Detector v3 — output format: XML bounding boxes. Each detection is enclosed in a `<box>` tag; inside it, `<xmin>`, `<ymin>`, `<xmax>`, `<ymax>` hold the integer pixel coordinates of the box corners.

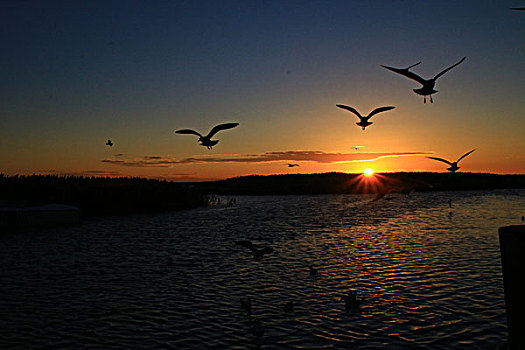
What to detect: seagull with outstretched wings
<box><xmin>381</xmin><ymin>57</ymin><xmax>466</xmax><ymax>103</ymax></box>
<box><xmin>336</xmin><ymin>105</ymin><xmax>396</xmax><ymax>130</ymax></box>
<box><xmin>427</xmin><ymin>149</ymin><xmax>475</xmax><ymax>173</ymax></box>
<box><xmin>175</xmin><ymin>122</ymin><xmax>239</xmax><ymax>149</ymax></box>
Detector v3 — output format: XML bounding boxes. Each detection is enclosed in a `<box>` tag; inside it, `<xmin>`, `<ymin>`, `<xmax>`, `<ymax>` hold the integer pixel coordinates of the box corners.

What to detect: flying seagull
<box><xmin>381</xmin><ymin>57</ymin><xmax>466</xmax><ymax>103</ymax></box>
<box><xmin>288</xmin><ymin>163</ymin><xmax>299</xmax><ymax>167</ymax></box>
<box><xmin>336</xmin><ymin>105</ymin><xmax>396</xmax><ymax>130</ymax></box>
<box><xmin>235</xmin><ymin>240</ymin><xmax>274</xmax><ymax>260</ymax></box>
<box><xmin>175</xmin><ymin>122</ymin><xmax>239</xmax><ymax>150</ymax></box>
<box><xmin>427</xmin><ymin>149</ymin><xmax>475</xmax><ymax>173</ymax></box>
<box><xmin>106</xmin><ymin>140</ymin><xmax>113</xmax><ymax>147</ymax></box>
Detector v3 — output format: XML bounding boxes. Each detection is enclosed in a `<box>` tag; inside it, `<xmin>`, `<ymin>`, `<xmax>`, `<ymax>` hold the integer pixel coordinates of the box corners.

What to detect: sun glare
<box><xmin>363</xmin><ymin>168</ymin><xmax>375</xmax><ymax>176</ymax></box>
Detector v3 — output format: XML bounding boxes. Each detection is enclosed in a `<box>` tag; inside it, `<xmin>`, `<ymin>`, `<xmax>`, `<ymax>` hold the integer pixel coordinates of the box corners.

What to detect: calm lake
<box><xmin>1</xmin><ymin>189</ymin><xmax>524</xmax><ymax>349</ymax></box>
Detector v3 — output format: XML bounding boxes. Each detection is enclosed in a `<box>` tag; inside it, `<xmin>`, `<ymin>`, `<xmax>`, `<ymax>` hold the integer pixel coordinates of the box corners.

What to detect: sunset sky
<box><xmin>1</xmin><ymin>1</ymin><xmax>524</xmax><ymax>181</ymax></box>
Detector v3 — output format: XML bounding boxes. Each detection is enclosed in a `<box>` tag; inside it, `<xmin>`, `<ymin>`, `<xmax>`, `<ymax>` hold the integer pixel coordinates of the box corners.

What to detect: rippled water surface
<box><xmin>1</xmin><ymin>189</ymin><xmax>524</xmax><ymax>349</ymax></box>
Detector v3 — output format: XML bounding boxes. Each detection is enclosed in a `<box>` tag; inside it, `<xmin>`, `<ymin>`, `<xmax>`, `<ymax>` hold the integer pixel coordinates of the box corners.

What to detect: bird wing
<box><xmin>175</xmin><ymin>129</ymin><xmax>202</xmax><ymax>137</ymax></box>
<box><xmin>457</xmin><ymin>149</ymin><xmax>475</xmax><ymax>163</ymax></box>
<box><xmin>235</xmin><ymin>240</ymin><xmax>256</xmax><ymax>252</ymax></box>
<box><xmin>427</xmin><ymin>157</ymin><xmax>453</xmax><ymax>166</ymax></box>
<box><xmin>336</xmin><ymin>104</ymin><xmax>362</xmax><ymax>119</ymax></box>
<box><xmin>381</xmin><ymin>63</ymin><xmax>426</xmax><ymax>85</ymax></box>
<box><xmin>206</xmin><ymin>123</ymin><xmax>239</xmax><ymax>138</ymax></box>
<box><xmin>433</xmin><ymin>57</ymin><xmax>466</xmax><ymax>80</ymax></box>
<box><xmin>367</xmin><ymin>106</ymin><xmax>396</xmax><ymax>119</ymax></box>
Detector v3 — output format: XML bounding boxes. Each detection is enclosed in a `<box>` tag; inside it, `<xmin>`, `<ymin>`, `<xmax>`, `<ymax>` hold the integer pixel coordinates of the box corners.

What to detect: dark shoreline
<box><xmin>1</xmin><ymin>172</ymin><xmax>524</xmax><ymax>217</ymax></box>
<box><xmin>195</xmin><ymin>172</ymin><xmax>525</xmax><ymax>196</ymax></box>
<box><xmin>0</xmin><ymin>174</ymin><xmax>210</xmax><ymax>218</ymax></box>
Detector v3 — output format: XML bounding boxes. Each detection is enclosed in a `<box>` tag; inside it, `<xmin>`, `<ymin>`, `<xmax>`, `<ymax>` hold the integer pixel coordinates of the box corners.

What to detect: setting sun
<box><xmin>363</xmin><ymin>168</ymin><xmax>375</xmax><ymax>176</ymax></box>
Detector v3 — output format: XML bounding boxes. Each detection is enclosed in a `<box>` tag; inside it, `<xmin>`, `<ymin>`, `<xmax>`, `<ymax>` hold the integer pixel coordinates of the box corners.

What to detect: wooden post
<box><xmin>499</xmin><ymin>225</ymin><xmax>525</xmax><ymax>349</ymax></box>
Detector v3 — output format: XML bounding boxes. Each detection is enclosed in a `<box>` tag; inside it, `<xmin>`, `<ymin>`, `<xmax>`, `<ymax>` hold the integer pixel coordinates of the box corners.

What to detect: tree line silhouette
<box><xmin>0</xmin><ymin>174</ymin><xmax>209</xmax><ymax>217</ymax></box>
<box><xmin>196</xmin><ymin>172</ymin><xmax>525</xmax><ymax>195</ymax></box>
<box><xmin>1</xmin><ymin>173</ymin><xmax>524</xmax><ymax>216</ymax></box>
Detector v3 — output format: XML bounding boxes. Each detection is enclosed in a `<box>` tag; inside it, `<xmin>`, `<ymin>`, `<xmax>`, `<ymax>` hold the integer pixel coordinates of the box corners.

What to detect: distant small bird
<box><xmin>309</xmin><ymin>265</ymin><xmax>318</xmax><ymax>277</ymax></box>
<box><xmin>175</xmin><ymin>122</ymin><xmax>239</xmax><ymax>150</ymax></box>
<box><xmin>284</xmin><ymin>300</ymin><xmax>294</xmax><ymax>314</ymax></box>
<box><xmin>106</xmin><ymin>139</ymin><xmax>113</xmax><ymax>147</ymax></box>
<box><xmin>354</xmin><ymin>146</ymin><xmax>363</xmax><ymax>151</ymax></box>
<box><xmin>381</xmin><ymin>57</ymin><xmax>466</xmax><ymax>103</ymax></box>
<box><xmin>336</xmin><ymin>105</ymin><xmax>396</xmax><ymax>130</ymax></box>
<box><xmin>240</xmin><ymin>296</ymin><xmax>252</xmax><ymax>315</ymax></box>
<box><xmin>235</xmin><ymin>240</ymin><xmax>274</xmax><ymax>260</ymax></box>
<box><xmin>510</xmin><ymin>7</ymin><xmax>525</xmax><ymax>11</ymax></box>
<box><xmin>448</xmin><ymin>199</ymin><xmax>452</xmax><ymax>208</ymax></box>
<box><xmin>341</xmin><ymin>290</ymin><xmax>364</xmax><ymax>311</ymax></box>
<box><xmin>427</xmin><ymin>149</ymin><xmax>475</xmax><ymax>173</ymax></box>
<box><xmin>288</xmin><ymin>163</ymin><xmax>299</xmax><ymax>168</ymax></box>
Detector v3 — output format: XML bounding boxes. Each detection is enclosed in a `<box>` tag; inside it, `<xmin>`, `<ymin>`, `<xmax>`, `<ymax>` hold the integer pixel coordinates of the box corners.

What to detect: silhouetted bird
<box><xmin>309</xmin><ymin>265</ymin><xmax>318</xmax><ymax>277</ymax></box>
<box><xmin>336</xmin><ymin>105</ymin><xmax>396</xmax><ymax>130</ymax></box>
<box><xmin>240</xmin><ymin>296</ymin><xmax>252</xmax><ymax>315</ymax></box>
<box><xmin>106</xmin><ymin>140</ymin><xmax>113</xmax><ymax>147</ymax></box>
<box><xmin>354</xmin><ymin>146</ymin><xmax>363</xmax><ymax>151</ymax></box>
<box><xmin>341</xmin><ymin>290</ymin><xmax>364</xmax><ymax>311</ymax></box>
<box><xmin>284</xmin><ymin>300</ymin><xmax>294</xmax><ymax>314</ymax></box>
<box><xmin>510</xmin><ymin>7</ymin><xmax>525</xmax><ymax>11</ymax></box>
<box><xmin>235</xmin><ymin>240</ymin><xmax>274</xmax><ymax>260</ymax></box>
<box><xmin>381</xmin><ymin>57</ymin><xmax>466</xmax><ymax>103</ymax></box>
<box><xmin>288</xmin><ymin>163</ymin><xmax>299</xmax><ymax>167</ymax></box>
<box><xmin>175</xmin><ymin>122</ymin><xmax>239</xmax><ymax>150</ymax></box>
<box><xmin>427</xmin><ymin>149</ymin><xmax>475</xmax><ymax>173</ymax></box>
<box><xmin>448</xmin><ymin>199</ymin><xmax>452</xmax><ymax>208</ymax></box>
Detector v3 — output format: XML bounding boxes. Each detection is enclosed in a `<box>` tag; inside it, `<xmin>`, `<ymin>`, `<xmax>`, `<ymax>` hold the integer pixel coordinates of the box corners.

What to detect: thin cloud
<box><xmin>102</xmin><ymin>150</ymin><xmax>432</xmax><ymax>168</ymax></box>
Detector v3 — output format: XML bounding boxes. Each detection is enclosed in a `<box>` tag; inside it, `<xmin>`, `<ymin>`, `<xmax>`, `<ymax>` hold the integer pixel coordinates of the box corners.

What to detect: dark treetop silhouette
<box><xmin>336</xmin><ymin>105</ymin><xmax>396</xmax><ymax>130</ymax></box>
<box><xmin>175</xmin><ymin>122</ymin><xmax>239</xmax><ymax>150</ymax></box>
<box><xmin>427</xmin><ymin>149</ymin><xmax>476</xmax><ymax>173</ymax></box>
<box><xmin>381</xmin><ymin>57</ymin><xmax>466</xmax><ymax>103</ymax></box>
<box><xmin>106</xmin><ymin>139</ymin><xmax>113</xmax><ymax>147</ymax></box>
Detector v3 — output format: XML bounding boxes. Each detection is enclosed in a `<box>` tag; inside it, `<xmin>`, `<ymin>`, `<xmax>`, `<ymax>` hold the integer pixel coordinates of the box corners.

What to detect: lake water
<box><xmin>1</xmin><ymin>189</ymin><xmax>524</xmax><ymax>349</ymax></box>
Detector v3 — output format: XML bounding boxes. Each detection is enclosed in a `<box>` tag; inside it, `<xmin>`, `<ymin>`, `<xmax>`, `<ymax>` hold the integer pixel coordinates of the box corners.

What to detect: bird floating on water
<box><xmin>427</xmin><ymin>149</ymin><xmax>475</xmax><ymax>173</ymax></box>
<box><xmin>341</xmin><ymin>290</ymin><xmax>364</xmax><ymax>311</ymax></box>
<box><xmin>309</xmin><ymin>265</ymin><xmax>318</xmax><ymax>278</ymax></box>
<box><xmin>250</xmin><ymin>318</ymin><xmax>265</xmax><ymax>338</ymax></box>
<box><xmin>381</xmin><ymin>57</ymin><xmax>466</xmax><ymax>103</ymax></box>
<box><xmin>106</xmin><ymin>139</ymin><xmax>113</xmax><ymax>147</ymax></box>
<box><xmin>288</xmin><ymin>163</ymin><xmax>299</xmax><ymax>168</ymax></box>
<box><xmin>336</xmin><ymin>105</ymin><xmax>396</xmax><ymax>130</ymax></box>
<box><xmin>235</xmin><ymin>240</ymin><xmax>274</xmax><ymax>260</ymax></box>
<box><xmin>284</xmin><ymin>300</ymin><xmax>294</xmax><ymax>314</ymax></box>
<box><xmin>175</xmin><ymin>122</ymin><xmax>239</xmax><ymax>150</ymax></box>
<box><xmin>240</xmin><ymin>296</ymin><xmax>252</xmax><ymax>315</ymax></box>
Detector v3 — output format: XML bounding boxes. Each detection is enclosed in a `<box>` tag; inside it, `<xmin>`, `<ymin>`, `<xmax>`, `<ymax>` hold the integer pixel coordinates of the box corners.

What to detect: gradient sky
<box><xmin>1</xmin><ymin>0</ymin><xmax>524</xmax><ymax>181</ymax></box>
